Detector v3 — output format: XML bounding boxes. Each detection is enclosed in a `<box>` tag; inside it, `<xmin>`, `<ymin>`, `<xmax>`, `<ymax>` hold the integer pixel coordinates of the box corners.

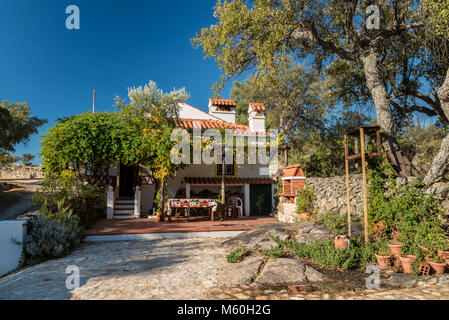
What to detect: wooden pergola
<box><xmin>344</xmin><ymin>126</ymin><xmax>382</xmax><ymax>242</ymax></box>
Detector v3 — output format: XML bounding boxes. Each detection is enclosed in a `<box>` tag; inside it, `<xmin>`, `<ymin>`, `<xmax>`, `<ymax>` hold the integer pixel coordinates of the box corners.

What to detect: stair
<box><xmin>114</xmin><ymin>198</ymin><xmax>136</xmax><ymax>219</ymax></box>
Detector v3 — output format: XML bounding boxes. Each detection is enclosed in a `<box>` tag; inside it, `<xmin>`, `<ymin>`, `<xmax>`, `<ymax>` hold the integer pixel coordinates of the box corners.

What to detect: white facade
<box><xmin>0</xmin><ymin>221</ymin><xmax>27</xmax><ymax>277</ymax></box>
<box><xmin>109</xmin><ymin>100</ymin><xmax>275</xmax><ymax>218</ymax></box>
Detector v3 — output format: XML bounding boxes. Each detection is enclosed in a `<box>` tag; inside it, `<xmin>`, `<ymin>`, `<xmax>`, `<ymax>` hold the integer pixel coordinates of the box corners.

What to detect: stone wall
<box><xmin>277</xmin><ymin>174</ymin><xmax>364</xmax><ymax>222</ymax></box>
<box><xmin>307</xmin><ymin>174</ymin><xmax>363</xmax><ymax>217</ymax></box>
<box><xmin>0</xmin><ymin>164</ymin><xmax>44</xmax><ymax>179</ymax></box>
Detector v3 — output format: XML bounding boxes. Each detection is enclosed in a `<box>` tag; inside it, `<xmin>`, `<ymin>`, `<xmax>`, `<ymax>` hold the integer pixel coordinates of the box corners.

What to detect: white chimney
<box><xmin>208</xmin><ymin>99</ymin><xmax>236</xmax><ymax>123</ymax></box>
<box><xmin>248</xmin><ymin>103</ymin><xmax>266</xmax><ymax>132</ymax></box>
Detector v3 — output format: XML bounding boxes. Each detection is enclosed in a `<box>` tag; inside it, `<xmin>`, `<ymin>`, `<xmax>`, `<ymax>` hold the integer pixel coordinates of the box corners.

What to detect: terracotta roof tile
<box><xmin>282</xmin><ymin>164</ymin><xmax>305</xmax><ymax>178</ymax></box>
<box><xmin>174</xmin><ymin>118</ymin><xmax>267</xmax><ymax>135</ymax></box>
<box><xmin>250</xmin><ymin>102</ymin><xmax>266</xmax><ymax>112</ymax></box>
<box><xmin>209</xmin><ymin>99</ymin><xmax>236</xmax><ymax>106</ymax></box>
<box><xmin>185</xmin><ymin>177</ymin><xmax>276</xmax><ymax>185</ymax></box>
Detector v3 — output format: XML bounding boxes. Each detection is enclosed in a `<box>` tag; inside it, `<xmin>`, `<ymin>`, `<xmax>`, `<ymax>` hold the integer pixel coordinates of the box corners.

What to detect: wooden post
<box><xmin>344</xmin><ymin>134</ymin><xmax>351</xmax><ymax>237</ymax></box>
<box><xmin>360</xmin><ymin>128</ymin><xmax>369</xmax><ymax>243</ymax></box>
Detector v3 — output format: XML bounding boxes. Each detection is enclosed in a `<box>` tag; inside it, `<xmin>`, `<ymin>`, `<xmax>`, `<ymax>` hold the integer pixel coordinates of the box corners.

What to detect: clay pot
<box><xmin>299</xmin><ymin>212</ymin><xmax>311</xmax><ymax>219</ymax></box>
<box><xmin>388</xmin><ymin>242</ymin><xmax>404</xmax><ymax>256</ymax></box>
<box><xmin>437</xmin><ymin>250</ymin><xmax>449</xmax><ymax>258</ymax></box>
<box><xmin>156</xmin><ymin>212</ymin><xmax>161</xmax><ymax>221</ymax></box>
<box><xmin>428</xmin><ymin>261</ymin><xmax>447</xmax><ymax>275</ymax></box>
<box><xmin>375</xmin><ymin>254</ymin><xmax>392</xmax><ymax>270</ymax></box>
<box><xmin>399</xmin><ymin>255</ymin><xmax>417</xmax><ymax>274</ymax></box>
<box><xmin>334</xmin><ymin>235</ymin><xmax>350</xmax><ymax>250</ymax></box>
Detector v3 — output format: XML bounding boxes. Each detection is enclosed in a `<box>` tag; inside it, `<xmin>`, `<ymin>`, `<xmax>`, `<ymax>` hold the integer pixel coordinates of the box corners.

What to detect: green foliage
<box><xmin>21</xmin><ymin>153</ymin><xmax>34</xmax><ymax>166</ymax></box>
<box><xmin>226</xmin><ymin>248</ymin><xmax>252</xmax><ymax>263</ymax></box>
<box><xmin>0</xmin><ymin>100</ymin><xmax>47</xmax><ymax>155</ymax></box>
<box><xmin>423</xmin><ymin>0</ymin><xmax>449</xmax><ymax>36</ymax></box>
<box><xmin>33</xmin><ymin>170</ymin><xmax>105</xmax><ymax>225</ymax></box>
<box><xmin>262</xmin><ymin>246</ymin><xmax>284</xmax><ymax>259</ymax></box>
<box><xmin>24</xmin><ymin>201</ymin><xmax>84</xmax><ymax>258</ymax></box>
<box><xmin>318</xmin><ymin>211</ymin><xmax>348</xmax><ymax>235</ymax></box>
<box><xmin>0</xmin><ymin>151</ymin><xmax>20</xmax><ymax>166</ymax></box>
<box><xmin>273</xmin><ymin>236</ymin><xmax>387</xmax><ymax>270</ymax></box>
<box><xmin>295</xmin><ymin>183</ymin><xmax>316</xmax><ymax>214</ymax></box>
<box><xmin>367</xmin><ymin>154</ymin><xmax>449</xmax><ymax>251</ymax></box>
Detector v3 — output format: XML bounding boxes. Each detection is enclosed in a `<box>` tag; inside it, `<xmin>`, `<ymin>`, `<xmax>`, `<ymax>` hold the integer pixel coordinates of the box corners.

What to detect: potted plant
<box><xmin>375</xmin><ymin>249</ymin><xmax>392</xmax><ymax>270</ymax></box>
<box><xmin>427</xmin><ymin>252</ymin><xmax>447</xmax><ymax>275</ymax></box>
<box><xmin>388</xmin><ymin>240</ymin><xmax>404</xmax><ymax>256</ymax></box>
<box><xmin>399</xmin><ymin>245</ymin><xmax>421</xmax><ymax>274</ymax></box>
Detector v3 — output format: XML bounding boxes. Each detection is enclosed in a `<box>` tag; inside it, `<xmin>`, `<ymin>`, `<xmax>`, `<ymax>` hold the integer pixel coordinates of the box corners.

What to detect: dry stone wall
<box><xmin>277</xmin><ymin>174</ymin><xmax>363</xmax><ymax>223</ymax></box>
<box><xmin>0</xmin><ymin>165</ymin><xmax>43</xmax><ymax>179</ymax></box>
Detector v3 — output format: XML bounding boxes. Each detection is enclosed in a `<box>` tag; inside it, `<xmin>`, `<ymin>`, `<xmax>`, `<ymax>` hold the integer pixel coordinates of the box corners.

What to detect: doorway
<box><xmin>250</xmin><ymin>184</ymin><xmax>272</xmax><ymax>216</ymax></box>
<box><xmin>119</xmin><ymin>165</ymin><xmax>138</xmax><ymax>198</ymax></box>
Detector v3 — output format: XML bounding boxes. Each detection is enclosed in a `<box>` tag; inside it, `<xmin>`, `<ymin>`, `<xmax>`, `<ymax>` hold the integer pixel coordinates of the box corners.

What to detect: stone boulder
<box><xmin>216</xmin><ymin>256</ymin><xmax>265</xmax><ymax>285</ymax></box>
<box><xmin>254</xmin><ymin>258</ymin><xmax>327</xmax><ymax>286</ymax></box>
<box><xmin>220</xmin><ymin>223</ymin><xmax>292</xmax><ymax>251</ymax></box>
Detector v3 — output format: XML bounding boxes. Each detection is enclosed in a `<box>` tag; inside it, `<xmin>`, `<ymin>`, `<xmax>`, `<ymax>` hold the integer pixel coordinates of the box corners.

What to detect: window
<box><xmin>216</xmin><ymin>164</ymin><xmax>235</xmax><ymax>176</ymax></box>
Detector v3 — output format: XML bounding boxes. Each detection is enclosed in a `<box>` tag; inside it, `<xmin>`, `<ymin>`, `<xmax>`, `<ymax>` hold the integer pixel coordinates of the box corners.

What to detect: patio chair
<box><xmin>228</xmin><ymin>197</ymin><xmax>243</xmax><ymax>217</ymax></box>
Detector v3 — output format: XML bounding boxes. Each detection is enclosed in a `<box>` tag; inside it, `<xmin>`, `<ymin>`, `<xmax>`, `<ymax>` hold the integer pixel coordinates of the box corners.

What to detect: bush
<box><xmin>295</xmin><ymin>183</ymin><xmax>317</xmax><ymax>214</ymax></box>
<box><xmin>272</xmin><ymin>236</ymin><xmax>387</xmax><ymax>270</ymax></box>
<box><xmin>24</xmin><ymin>201</ymin><xmax>84</xmax><ymax>259</ymax></box>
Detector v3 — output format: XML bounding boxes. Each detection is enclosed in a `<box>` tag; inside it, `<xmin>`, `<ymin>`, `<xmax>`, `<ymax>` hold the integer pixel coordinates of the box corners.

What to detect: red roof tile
<box><xmin>209</xmin><ymin>99</ymin><xmax>236</xmax><ymax>106</ymax></box>
<box><xmin>250</xmin><ymin>102</ymin><xmax>266</xmax><ymax>112</ymax></box>
<box><xmin>282</xmin><ymin>164</ymin><xmax>305</xmax><ymax>178</ymax></box>
<box><xmin>174</xmin><ymin>118</ymin><xmax>267</xmax><ymax>134</ymax></box>
<box><xmin>185</xmin><ymin>177</ymin><xmax>276</xmax><ymax>185</ymax></box>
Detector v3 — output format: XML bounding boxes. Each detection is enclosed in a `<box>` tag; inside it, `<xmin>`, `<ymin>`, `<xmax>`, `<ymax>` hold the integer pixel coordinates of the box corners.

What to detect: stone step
<box><xmin>113</xmin><ymin>215</ymin><xmax>137</xmax><ymax>220</ymax></box>
<box><xmin>115</xmin><ymin>199</ymin><xmax>134</xmax><ymax>205</ymax></box>
<box><xmin>114</xmin><ymin>209</ymin><xmax>134</xmax><ymax>214</ymax></box>
<box><xmin>114</xmin><ymin>204</ymin><xmax>134</xmax><ymax>209</ymax></box>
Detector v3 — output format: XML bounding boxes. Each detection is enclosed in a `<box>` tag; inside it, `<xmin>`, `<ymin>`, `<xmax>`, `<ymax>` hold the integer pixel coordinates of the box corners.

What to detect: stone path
<box><xmin>0</xmin><ymin>238</ymin><xmax>228</xmax><ymax>300</ymax></box>
<box><xmin>0</xmin><ymin>178</ymin><xmax>42</xmax><ymax>220</ymax></box>
<box><xmin>206</xmin><ymin>278</ymin><xmax>449</xmax><ymax>300</ymax></box>
<box><xmin>1</xmin><ymin>238</ymin><xmax>449</xmax><ymax>300</ymax></box>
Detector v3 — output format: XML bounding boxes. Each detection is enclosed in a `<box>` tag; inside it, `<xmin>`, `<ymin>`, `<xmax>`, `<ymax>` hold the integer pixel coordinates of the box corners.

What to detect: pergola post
<box><xmin>344</xmin><ymin>134</ymin><xmax>351</xmax><ymax>237</ymax></box>
<box><xmin>360</xmin><ymin>127</ymin><xmax>369</xmax><ymax>243</ymax></box>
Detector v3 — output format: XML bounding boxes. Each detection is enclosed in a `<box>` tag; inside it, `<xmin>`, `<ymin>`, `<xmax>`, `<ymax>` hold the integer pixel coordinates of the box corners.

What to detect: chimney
<box><xmin>208</xmin><ymin>99</ymin><xmax>236</xmax><ymax>123</ymax></box>
<box><xmin>248</xmin><ymin>102</ymin><xmax>266</xmax><ymax>132</ymax></box>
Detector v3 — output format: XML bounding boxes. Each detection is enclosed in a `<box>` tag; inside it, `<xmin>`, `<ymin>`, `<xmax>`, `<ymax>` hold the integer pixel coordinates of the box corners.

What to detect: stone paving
<box><xmin>0</xmin><ymin>238</ymin><xmax>449</xmax><ymax>300</ymax></box>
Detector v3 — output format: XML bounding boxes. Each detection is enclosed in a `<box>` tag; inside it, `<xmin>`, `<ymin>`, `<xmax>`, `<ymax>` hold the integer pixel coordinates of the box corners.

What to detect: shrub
<box><xmin>262</xmin><ymin>246</ymin><xmax>284</xmax><ymax>259</ymax></box>
<box><xmin>24</xmin><ymin>201</ymin><xmax>84</xmax><ymax>259</ymax></box>
<box><xmin>272</xmin><ymin>236</ymin><xmax>387</xmax><ymax>270</ymax></box>
<box><xmin>318</xmin><ymin>211</ymin><xmax>348</xmax><ymax>234</ymax></box>
<box><xmin>295</xmin><ymin>183</ymin><xmax>317</xmax><ymax>214</ymax></box>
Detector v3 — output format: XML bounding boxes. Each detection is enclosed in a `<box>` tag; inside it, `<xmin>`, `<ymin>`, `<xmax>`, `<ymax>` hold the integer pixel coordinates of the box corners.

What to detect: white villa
<box><xmin>106</xmin><ymin>99</ymin><xmax>278</xmax><ymax>219</ymax></box>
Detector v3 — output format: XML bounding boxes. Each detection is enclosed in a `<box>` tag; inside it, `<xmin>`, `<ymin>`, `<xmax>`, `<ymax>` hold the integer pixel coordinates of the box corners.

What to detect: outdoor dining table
<box><xmin>167</xmin><ymin>199</ymin><xmax>218</xmax><ymax>221</ymax></box>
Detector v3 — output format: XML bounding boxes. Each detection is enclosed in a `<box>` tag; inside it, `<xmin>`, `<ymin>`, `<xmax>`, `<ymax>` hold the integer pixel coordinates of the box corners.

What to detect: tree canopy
<box><xmin>0</xmin><ymin>100</ymin><xmax>47</xmax><ymax>163</ymax></box>
<box><xmin>193</xmin><ymin>0</ymin><xmax>449</xmax><ymax>183</ymax></box>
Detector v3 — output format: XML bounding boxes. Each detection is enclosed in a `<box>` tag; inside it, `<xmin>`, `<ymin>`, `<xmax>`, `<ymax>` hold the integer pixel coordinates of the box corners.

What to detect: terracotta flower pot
<box><xmin>437</xmin><ymin>250</ymin><xmax>449</xmax><ymax>258</ymax></box>
<box><xmin>428</xmin><ymin>261</ymin><xmax>447</xmax><ymax>275</ymax></box>
<box><xmin>375</xmin><ymin>254</ymin><xmax>392</xmax><ymax>270</ymax></box>
<box><xmin>299</xmin><ymin>212</ymin><xmax>311</xmax><ymax>219</ymax></box>
<box><xmin>334</xmin><ymin>235</ymin><xmax>350</xmax><ymax>250</ymax></box>
<box><xmin>399</xmin><ymin>255</ymin><xmax>417</xmax><ymax>274</ymax></box>
<box><xmin>388</xmin><ymin>242</ymin><xmax>404</xmax><ymax>256</ymax></box>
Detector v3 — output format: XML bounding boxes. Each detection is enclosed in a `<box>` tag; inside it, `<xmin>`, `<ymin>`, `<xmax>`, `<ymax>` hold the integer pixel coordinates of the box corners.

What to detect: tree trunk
<box><xmin>424</xmin><ymin>69</ymin><xmax>449</xmax><ymax>185</ymax></box>
<box><xmin>361</xmin><ymin>51</ymin><xmax>420</xmax><ymax>177</ymax></box>
<box><xmin>158</xmin><ymin>178</ymin><xmax>165</xmax><ymax>222</ymax></box>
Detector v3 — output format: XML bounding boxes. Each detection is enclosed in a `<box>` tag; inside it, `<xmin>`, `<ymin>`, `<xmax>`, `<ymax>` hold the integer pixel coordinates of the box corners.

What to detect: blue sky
<box><xmin>0</xmin><ymin>0</ymin><xmax>231</xmax><ymax>164</ymax></box>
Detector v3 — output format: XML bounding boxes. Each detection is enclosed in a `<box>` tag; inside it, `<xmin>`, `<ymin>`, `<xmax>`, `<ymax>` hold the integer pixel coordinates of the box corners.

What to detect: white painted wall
<box><xmin>0</xmin><ymin>221</ymin><xmax>26</xmax><ymax>277</ymax></box>
<box><xmin>209</xmin><ymin>111</ymin><xmax>236</xmax><ymax>124</ymax></box>
<box><xmin>178</xmin><ymin>103</ymin><xmax>219</xmax><ymax>120</ymax></box>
